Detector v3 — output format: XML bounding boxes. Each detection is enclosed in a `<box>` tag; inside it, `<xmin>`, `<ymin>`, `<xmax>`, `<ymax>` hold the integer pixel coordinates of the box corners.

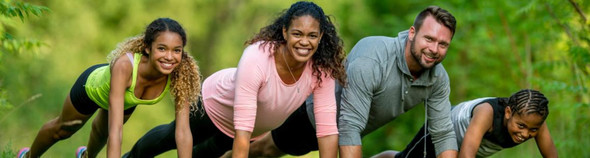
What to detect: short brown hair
<box><xmin>413</xmin><ymin>6</ymin><xmax>456</xmax><ymax>38</ymax></box>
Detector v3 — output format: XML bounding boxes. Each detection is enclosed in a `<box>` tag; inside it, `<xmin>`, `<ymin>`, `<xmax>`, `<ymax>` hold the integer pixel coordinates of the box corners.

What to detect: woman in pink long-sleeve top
<box><xmin>124</xmin><ymin>1</ymin><xmax>346</xmax><ymax>158</ymax></box>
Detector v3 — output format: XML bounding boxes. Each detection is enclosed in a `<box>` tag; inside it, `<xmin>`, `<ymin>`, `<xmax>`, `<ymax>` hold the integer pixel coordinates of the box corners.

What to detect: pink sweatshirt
<box><xmin>202</xmin><ymin>42</ymin><xmax>338</xmax><ymax>140</ymax></box>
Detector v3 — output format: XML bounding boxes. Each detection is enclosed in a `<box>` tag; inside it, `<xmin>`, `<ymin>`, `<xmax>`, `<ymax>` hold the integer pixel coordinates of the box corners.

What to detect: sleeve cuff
<box><xmin>434</xmin><ymin>137</ymin><xmax>458</xmax><ymax>156</ymax></box>
<box><xmin>338</xmin><ymin>132</ymin><xmax>362</xmax><ymax>146</ymax></box>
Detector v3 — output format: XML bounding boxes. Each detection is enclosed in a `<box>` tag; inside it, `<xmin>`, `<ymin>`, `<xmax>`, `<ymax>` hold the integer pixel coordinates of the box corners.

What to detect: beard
<box><xmin>410</xmin><ymin>37</ymin><xmax>441</xmax><ymax>70</ymax></box>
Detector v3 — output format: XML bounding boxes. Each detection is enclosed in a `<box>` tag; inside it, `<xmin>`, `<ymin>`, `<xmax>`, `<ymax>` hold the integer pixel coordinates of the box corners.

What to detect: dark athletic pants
<box><xmin>124</xmin><ymin>101</ymin><xmax>233</xmax><ymax>158</ymax></box>
<box><xmin>395</xmin><ymin>125</ymin><xmax>436</xmax><ymax>158</ymax></box>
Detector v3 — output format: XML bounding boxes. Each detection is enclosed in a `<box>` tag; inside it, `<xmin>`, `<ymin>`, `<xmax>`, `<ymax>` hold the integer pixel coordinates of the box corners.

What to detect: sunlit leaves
<box><xmin>0</xmin><ymin>1</ymin><xmax>50</xmax><ymax>22</ymax></box>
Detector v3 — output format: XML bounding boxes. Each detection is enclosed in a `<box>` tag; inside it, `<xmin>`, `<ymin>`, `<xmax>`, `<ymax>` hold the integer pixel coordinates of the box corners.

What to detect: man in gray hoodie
<box><xmin>245</xmin><ymin>5</ymin><xmax>459</xmax><ymax>158</ymax></box>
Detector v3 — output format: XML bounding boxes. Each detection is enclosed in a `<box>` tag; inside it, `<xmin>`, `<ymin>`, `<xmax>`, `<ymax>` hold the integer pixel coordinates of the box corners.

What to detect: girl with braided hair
<box><xmin>376</xmin><ymin>89</ymin><xmax>558</xmax><ymax>158</ymax></box>
<box><xmin>18</xmin><ymin>18</ymin><xmax>200</xmax><ymax>158</ymax></box>
<box><xmin>124</xmin><ymin>1</ymin><xmax>345</xmax><ymax>157</ymax></box>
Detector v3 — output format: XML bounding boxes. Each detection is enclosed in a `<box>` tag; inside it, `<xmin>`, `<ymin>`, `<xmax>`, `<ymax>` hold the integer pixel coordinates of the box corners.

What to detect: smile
<box><xmin>423</xmin><ymin>53</ymin><xmax>437</xmax><ymax>62</ymax></box>
<box><xmin>159</xmin><ymin>61</ymin><xmax>176</xmax><ymax>70</ymax></box>
<box><xmin>295</xmin><ymin>48</ymin><xmax>312</xmax><ymax>56</ymax></box>
<box><xmin>515</xmin><ymin>135</ymin><xmax>525</xmax><ymax>143</ymax></box>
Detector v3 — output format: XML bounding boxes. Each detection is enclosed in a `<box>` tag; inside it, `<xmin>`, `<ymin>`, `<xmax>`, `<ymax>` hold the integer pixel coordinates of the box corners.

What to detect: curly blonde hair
<box><xmin>106</xmin><ymin>18</ymin><xmax>202</xmax><ymax>114</ymax></box>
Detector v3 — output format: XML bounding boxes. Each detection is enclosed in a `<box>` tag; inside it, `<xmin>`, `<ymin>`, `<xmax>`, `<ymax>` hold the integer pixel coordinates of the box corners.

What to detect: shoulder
<box><xmin>472</xmin><ymin>102</ymin><xmax>494</xmax><ymax>119</ymax></box>
<box><xmin>430</xmin><ymin>64</ymin><xmax>450</xmax><ymax>83</ymax></box>
<box><xmin>245</xmin><ymin>42</ymin><xmax>273</xmax><ymax>55</ymax></box>
<box><xmin>353</xmin><ymin>36</ymin><xmax>397</xmax><ymax>51</ymax></box>
<box><xmin>110</xmin><ymin>54</ymin><xmax>133</xmax><ymax>77</ymax></box>
<box><xmin>239</xmin><ymin>42</ymin><xmax>273</xmax><ymax>64</ymax></box>
<box><xmin>433</xmin><ymin>64</ymin><xmax>449</xmax><ymax>77</ymax></box>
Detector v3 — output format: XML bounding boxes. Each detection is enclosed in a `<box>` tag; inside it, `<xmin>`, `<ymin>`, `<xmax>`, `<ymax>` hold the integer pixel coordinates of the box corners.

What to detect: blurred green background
<box><xmin>1</xmin><ymin>0</ymin><xmax>588</xmax><ymax>157</ymax></box>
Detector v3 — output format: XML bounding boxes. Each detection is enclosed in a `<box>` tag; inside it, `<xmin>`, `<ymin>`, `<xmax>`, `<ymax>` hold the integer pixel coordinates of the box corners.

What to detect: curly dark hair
<box><xmin>245</xmin><ymin>1</ymin><xmax>346</xmax><ymax>86</ymax></box>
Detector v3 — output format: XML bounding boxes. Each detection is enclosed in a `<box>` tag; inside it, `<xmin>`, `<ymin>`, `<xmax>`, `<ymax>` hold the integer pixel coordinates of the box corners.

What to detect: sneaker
<box><xmin>17</xmin><ymin>147</ymin><xmax>30</xmax><ymax>158</ymax></box>
<box><xmin>75</xmin><ymin>146</ymin><xmax>87</xmax><ymax>158</ymax></box>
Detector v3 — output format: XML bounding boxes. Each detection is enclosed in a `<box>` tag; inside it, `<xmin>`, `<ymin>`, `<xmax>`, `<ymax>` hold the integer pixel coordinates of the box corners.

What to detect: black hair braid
<box><xmin>506</xmin><ymin>89</ymin><xmax>550</xmax><ymax>119</ymax></box>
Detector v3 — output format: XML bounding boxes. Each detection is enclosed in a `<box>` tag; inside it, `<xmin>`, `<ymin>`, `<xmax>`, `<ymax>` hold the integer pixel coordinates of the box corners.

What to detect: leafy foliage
<box><xmin>0</xmin><ymin>0</ymin><xmax>587</xmax><ymax>157</ymax></box>
<box><xmin>0</xmin><ymin>0</ymin><xmax>49</xmax><ymax>57</ymax></box>
<box><xmin>0</xmin><ymin>142</ymin><xmax>16</xmax><ymax>158</ymax></box>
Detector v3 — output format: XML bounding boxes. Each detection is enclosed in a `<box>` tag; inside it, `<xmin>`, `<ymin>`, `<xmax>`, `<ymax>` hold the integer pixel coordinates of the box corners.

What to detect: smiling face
<box><xmin>407</xmin><ymin>15</ymin><xmax>452</xmax><ymax>71</ymax></box>
<box><xmin>282</xmin><ymin>15</ymin><xmax>323</xmax><ymax>64</ymax></box>
<box><xmin>504</xmin><ymin>107</ymin><xmax>545</xmax><ymax>144</ymax></box>
<box><xmin>145</xmin><ymin>31</ymin><xmax>184</xmax><ymax>75</ymax></box>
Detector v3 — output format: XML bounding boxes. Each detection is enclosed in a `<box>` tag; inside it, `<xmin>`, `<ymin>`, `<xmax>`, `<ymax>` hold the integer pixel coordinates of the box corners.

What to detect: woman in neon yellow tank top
<box><xmin>18</xmin><ymin>18</ymin><xmax>201</xmax><ymax>158</ymax></box>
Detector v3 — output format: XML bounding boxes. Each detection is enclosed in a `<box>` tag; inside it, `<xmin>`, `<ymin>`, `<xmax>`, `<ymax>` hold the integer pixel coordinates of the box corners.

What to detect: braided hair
<box><xmin>499</xmin><ymin>89</ymin><xmax>549</xmax><ymax>119</ymax></box>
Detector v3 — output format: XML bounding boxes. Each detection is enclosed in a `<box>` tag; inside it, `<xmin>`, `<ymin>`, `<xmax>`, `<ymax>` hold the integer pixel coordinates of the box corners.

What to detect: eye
<box><xmin>518</xmin><ymin>124</ymin><xmax>525</xmax><ymax>129</ymax></box>
<box><xmin>292</xmin><ymin>32</ymin><xmax>301</xmax><ymax>37</ymax></box>
<box><xmin>439</xmin><ymin>43</ymin><xmax>449</xmax><ymax>49</ymax></box>
<box><xmin>425</xmin><ymin>37</ymin><xmax>433</xmax><ymax>42</ymax></box>
<box><xmin>174</xmin><ymin>49</ymin><xmax>182</xmax><ymax>53</ymax></box>
<box><xmin>530</xmin><ymin>128</ymin><xmax>538</xmax><ymax>132</ymax></box>
<box><xmin>157</xmin><ymin>47</ymin><xmax>165</xmax><ymax>51</ymax></box>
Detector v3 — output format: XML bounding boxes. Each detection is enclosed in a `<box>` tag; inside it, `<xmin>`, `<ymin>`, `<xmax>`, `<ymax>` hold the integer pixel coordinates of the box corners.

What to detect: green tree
<box><xmin>0</xmin><ymin>0</ymin><xmax>49</xmax><ymax>156</ymax></box>
<box><xmin>0</xmin><ymin>0</ymin><xmax>49</xmax><ymax>119</ymax></box>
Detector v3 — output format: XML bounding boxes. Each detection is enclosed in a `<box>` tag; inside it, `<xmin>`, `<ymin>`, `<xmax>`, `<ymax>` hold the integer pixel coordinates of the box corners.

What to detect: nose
<box><xmin>522</xmin><ymin>130</ymin><xmax>530</xmax><ymax>139</ymax></box>
<box><xmin>428</xmin><ymin>43</ymin><xmax>439</xmax><ymax>54</ymax></box>
<box><xmin>165</xmin><ymin>51</ymin><xmax>173</xmax><ymax>60</ymax></box>
<box><xmin>300</xmin><ymin>37</ymin><xmax>310</xmax><ymax>46</ymax></box>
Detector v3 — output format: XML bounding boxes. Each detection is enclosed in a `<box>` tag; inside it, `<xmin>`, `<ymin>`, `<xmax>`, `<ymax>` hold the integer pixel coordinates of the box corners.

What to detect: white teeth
<box><xmin>516</xmin><ymin>136</ymin><xmax>524</xmax><ymax>142</ymax></box>
<box><xmin>425</xmin><ymin>54</ymin><xmax>435</xmax><ymax>59</ymax></box>
<box><xmin>297</xmin><ymin>48</ymin><xmax>309</xmax><ymax>54</ymax></box>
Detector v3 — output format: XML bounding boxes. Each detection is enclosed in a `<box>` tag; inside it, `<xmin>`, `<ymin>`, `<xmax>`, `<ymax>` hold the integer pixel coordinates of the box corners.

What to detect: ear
<box><xmin>145</xmin><ymin>47</ymin><xmax>151</xmax><ymax>55</ymax></box>
<box><xmin>408</xmin><ymin>26</ymin><xmax>416</xmax><ymax>42</ymax></box>
<box><xmin>504</xmin><ymin>106</ymin><xmax>512</xmax><ymax>119</ymax></box>
<box><xmin>282</xmin><ymin>27</ymin><xmax>288</xmax><ymax>40</ymax></box>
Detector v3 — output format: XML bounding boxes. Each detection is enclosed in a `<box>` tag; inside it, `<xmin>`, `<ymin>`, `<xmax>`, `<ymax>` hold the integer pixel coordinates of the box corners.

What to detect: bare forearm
<box><xmin>339</xmin><ymin>145</ymin><xmax>362</xmax><ymax>158</ymax></box>
<box><xmin>318</xmin><ymin>135</ymin><xmax>338</xmax><ymax>158</ymax></box>
<box><xmin>437</xmin><ymin>150</ymin><xmax>457</xmax><ymax>158</ymax></box>
<box><xmin>107</xmin><ymin>107</ymin><xmax>124</xmax><ymax>158</ymax></box>
<box><xmin>107</xmin><ymin>127</ymin><xmax>122</xmax><ymax>157</ymax></box>
<box><xmin>175</xmin><ymin>128</ymin><xmax>193</xmax><ymax>158</ymax></box>
<box><xmin>175</xmin><ymin>102</ymin><xmax>193</xmax><ymax>158</ymax></box>
<box><xmin>232</xmin><ymin>130</ymin><xmax>252</xmax><ymax>158</ymax></box>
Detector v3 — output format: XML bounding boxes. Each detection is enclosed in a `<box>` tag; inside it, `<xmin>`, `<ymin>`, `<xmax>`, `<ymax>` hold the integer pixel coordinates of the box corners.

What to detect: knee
<box><xmin>52</xmin><ymin>119</ymin><xmax>84</xmax><ymax>140</ymax></box>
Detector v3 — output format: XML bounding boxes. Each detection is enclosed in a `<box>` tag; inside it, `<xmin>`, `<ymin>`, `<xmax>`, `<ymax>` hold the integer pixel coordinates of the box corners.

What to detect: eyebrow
<box><xmin>424</xmin><ymin>35</ymin><xmax>450</xmax><ymax>45</ymax></box>
<box><xmin>520</xmin><ymin>122</ymin><xmax>542</xmax><ymax>129</ymax></box>
<box><xmin>290</xmin><ymin>29</ymin><xmax>319</xmax><ymax>34</ymax></box>
<box><xmin>156</xmin><ymin>44</ymin><xmax>183</xmax><ymax>49</ymax></box>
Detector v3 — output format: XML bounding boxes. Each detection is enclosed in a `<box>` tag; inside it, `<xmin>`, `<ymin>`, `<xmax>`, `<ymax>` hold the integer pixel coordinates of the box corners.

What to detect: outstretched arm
<box><xmin>535</xmin><ymin>122</ymin><xmax>558</xmax><ymax>158</ymax></box>
<box><xmin>459</xmin><ymin>103</ymin><xmax>494</xmax><ymax>158</ymax></box>
<box><xmin>175</xmin><ymin>102</ymin><xmax>193</xmax><ymax>158</ymax></box>
<box><xmin>427</xmin><ymin>72</ymin><xmax>458</xmax><ymax>157</ymax></box>
<box><xmin>312</xmin><ymin>73</ymin><xmax>339</xmax><ymax>157</ymax></box>
<box><xmin>338</xmin><ymin>57</ymin><xmax>381</xmax><ymax>158</ymax></box>
<box><xmin>107</xmin><ymin>56</ymin><xmax>133</xmax><ymax>157</ymax></box>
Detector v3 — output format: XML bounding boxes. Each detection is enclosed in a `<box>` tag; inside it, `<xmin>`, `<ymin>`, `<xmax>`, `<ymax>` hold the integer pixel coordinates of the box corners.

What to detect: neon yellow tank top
<box><xmin>85</xmin><ymin>53</ymin><xmax>171</xmax><ymax>110</ymax></box>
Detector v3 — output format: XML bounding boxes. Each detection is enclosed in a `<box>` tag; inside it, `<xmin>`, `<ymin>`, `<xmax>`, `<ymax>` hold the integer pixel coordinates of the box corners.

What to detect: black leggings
<box><xmin>124</xmin><ymin>100</ymin><xmax>233</xmax><ymax>158</ymax></box>
<box><xmin>70</xmin><ymin>63</ymin><xmax>136</xmax><ymax>115</ymax></box>
<box><xmin>395</xmin><ymin>125</ymin><xmax>436</xmax><ymax>158</ymax></box>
